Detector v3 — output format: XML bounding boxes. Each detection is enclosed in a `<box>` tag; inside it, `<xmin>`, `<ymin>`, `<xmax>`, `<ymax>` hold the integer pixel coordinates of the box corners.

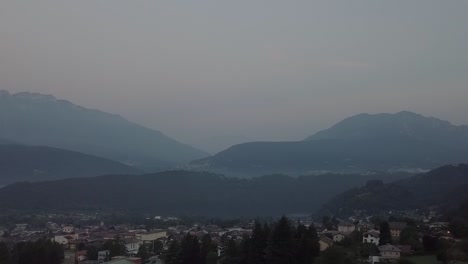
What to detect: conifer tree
<box><xmin>249</xmin><ymin>221</ymin><xmax>268</xmax><ymax>264</ymax></box>
<box><xmin>200</xmin><ymin>234</ymin><xmax>216</xmax><ymax>264</ymax></box>
<box><xmin>162</xmin><ymin>240</ymin><xmax>181</xmax><ymax>264</ymax></box>
<box><xmin>379</xmin><ymin>221</ymin><xmax>392</xmax><ymax>245</ymax></box>
<box><xmin>180</xmin><ymin>234</ymin><xmax>201</xmax><ymax>264</ymax></box>
<box><xmin>293</xmin><ymin>224</ymin><xmax>320</xmax><ymax>264</ymax></box>
<box><xmin>0</xmin><ymin>242</ymin><xmax>11</xmax><ymax>264</ymax></box>
<box><xmin>265</xmin><ymin>216</ymin><xmax>294</xmax><ymax>264</ymax></box>
<box><xmin>221</xmin><ymin>238</ymin><xmax>239</xmax><ymax>264</ymax></box>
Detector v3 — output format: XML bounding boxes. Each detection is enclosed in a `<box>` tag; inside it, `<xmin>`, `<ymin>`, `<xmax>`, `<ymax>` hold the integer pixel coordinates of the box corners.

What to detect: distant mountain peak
<box><xmin>0</xmin><ymin>89</ymin><xmax>208</xmax><ymax>170</ymax></box>
<box><xmin>193</xmin><ymin>111</ymin><xmax>468</xmax><ymax>176</ymax></box>
<box><xmin>395</xmin><ymin>110</ymin><xmax>421</xmax><ymax>116</ymax></box>
<box><xmin>305</xmin><ymin>111</ymin><xmax>466</xmax><ymax>142</ymax></box>
<box><xmin>13</xmin><ymin>91</ymin><xmax>57</xmax><ymax>102</ymax></box>
<box><xmin>0</xmin><ymin>90</ymin><xmax>60</xmax><ymax>103</ymax></box>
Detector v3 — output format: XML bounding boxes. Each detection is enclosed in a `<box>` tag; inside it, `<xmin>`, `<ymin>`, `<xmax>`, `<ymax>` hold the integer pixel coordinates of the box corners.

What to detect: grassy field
<box><xmin>403</xmin><ymin>255</ymin><xmax>440</xmax><ymax>264</ymax></box>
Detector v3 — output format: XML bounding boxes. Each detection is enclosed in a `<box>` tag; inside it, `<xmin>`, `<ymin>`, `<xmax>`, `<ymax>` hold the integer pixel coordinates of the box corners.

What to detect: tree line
<box><xmin>0</xmin><ymin>239</ymin><xmax>63</xmax><ymax>264</ymax></box>
<box><xmin>162</xmin><ymin>216</ymin><xmax>321</xmax><ymax>264</ymax></box>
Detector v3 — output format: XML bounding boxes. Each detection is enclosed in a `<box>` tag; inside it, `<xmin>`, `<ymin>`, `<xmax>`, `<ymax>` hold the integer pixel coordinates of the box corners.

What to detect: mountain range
<box><xmin>0</xmin><ymin>170</ymin><xmax>410</xmax><ymax>217</ymax></box>
<box><xmin>319</xmin><ymin>164</ymin><xmax>468</xmax><ymax>217</ymax></box>
<box><xmin>0</xmin><ymin>144</ymin><xmax>139</xmax><ymax>185</ymax></box>
<box><xmin>190</xmin><ymin>111</ymin><xmax>468</xmax><ymax>176</ymax></box>
<box><xmin>0</xmin><ymin>90</ymin><xmax>208</xmax><ymax>171</ymax></box>
<box><xmin>2</xmin><ymin>89</ymin><xmax>468</xmax><ymax>182</ymax></box>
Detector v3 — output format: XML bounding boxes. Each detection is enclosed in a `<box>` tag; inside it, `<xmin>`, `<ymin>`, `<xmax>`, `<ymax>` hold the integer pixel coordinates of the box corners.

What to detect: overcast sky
<box><xmin>1</xmin><ymin>1</ymin><xmax>468</xmax><ymax>153</ymax></box>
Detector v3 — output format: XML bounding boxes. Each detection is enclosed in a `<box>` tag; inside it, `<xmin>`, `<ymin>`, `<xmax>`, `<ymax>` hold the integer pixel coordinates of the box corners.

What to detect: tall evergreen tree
<box><xmin>379</xmin><ymin>221</ymin><xmax>392</xmax><ymax>245</ymax></box>
<box><xmin>153</xmin><ymin>240</ymin><xmax>164</xmax><ymax>255</ymax></box>
<box><xmin>102</xmin><ymin>236</ymin><xmax>127</xmax><ymax>257</ymax></box>
<box><xmin>137</xmin><ymin>244</ymin><xmax>151</xmax><ymax>261</ymax></box>
<box><xmin>322</xmin><ymin>245</ymin><xmax>347</xmax><ymax>264</ymax></box>
<box><xmin>0</xmin><ymin>242</ymin><xmax>11</xmax><ymax>264</ymax></box>
<box><xmin>238</xmin><ymin>236</ymin><xmax>251</xmax><ymax>264</ymax></box>
<box><xmin>293</xmin><ymin>224</ymin><xmax>320</xmax><ymax>264</ymax></box>
<box><xmin>162</xmin><ymin>240</ymin><xmax>181</xmax><ymax>264</ymax></box>
<box><xmin>220</xmin><ymin>238</ymin><xmax>239</xmax><ymax>264</ymax></box>
<box><xmin>206</xmin><ymin>251</ymin><xmax>218</xmax><ymax>264</ymax></box>
<box><xmin>248</xmin><ymin>221</ymin><xmax>268</xmax><ymax>264</ymax></box>
<box><xmin>86</xmin><ymin>245</ymin><xmax>98</xmax><ymax>260</ymax></box>
<box><xmin>399</xmin><ymin>226</ymin><xmax>421</xmax><ymax>250</ymax></box>
<box><xmin>265</xmin><ymin>216</ymin><xmax>294</xmax><ymax>264</ymax></box>
<box><xmin>180</xmin><ymin>234</ymin><xmax>201</xmax><ymax>264</ymax></box>
<box><xmin>10</xmin><ymin>239</ymin><xmax>63</xmax><ymax>264</ymax></box>
<box><xmin>200</xmin><ymin>234</ymin><xmax>216</xmax><ymax>264</ymax></box>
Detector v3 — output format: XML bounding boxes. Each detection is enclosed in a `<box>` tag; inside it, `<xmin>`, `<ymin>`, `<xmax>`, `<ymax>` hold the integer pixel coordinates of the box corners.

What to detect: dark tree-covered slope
<box><xmin>0</xmin><ymin>171</ymin><xmax>410</xmax><ymax>217</ymax></box>
<box><xmin>0</xmin><ymin>144</ymin><xmax>139</xmax><ymax>185</ymax></box>
<box><xmin>319</xmin><ymin>164</ymin><xmax>468</xmax><ymax>216</ymax></box>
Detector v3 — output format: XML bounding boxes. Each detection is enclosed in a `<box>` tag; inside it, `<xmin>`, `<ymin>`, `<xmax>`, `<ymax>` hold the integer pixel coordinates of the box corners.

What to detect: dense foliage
<box><xmin>320</xmin><ymin>164</ymin><xmax>468</xmax><ymax>216</ymax></box>
<box><xmin>0</xmin><ymin>239</ymin><xmax>64</xmax><ymax>264</ymax></box>
<box><xmin>162</xmin><ymin>217</ymin><xmax>320</xmax><ymax>264</ymax></box>
<box><xmin>0</xmin><ymin>171</ymin><xmax>409</xmax><ymax>216</ymax></box>
<box><xmin>0</xmin><ymin>144</ymin><xmax>138</xmax><ymax>185</ymax></box>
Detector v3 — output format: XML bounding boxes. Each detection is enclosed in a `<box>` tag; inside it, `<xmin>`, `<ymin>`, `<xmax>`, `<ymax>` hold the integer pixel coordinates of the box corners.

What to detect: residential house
<box><xmin>54</xmin><ymin>233</ymin><xmax>79</xmax><ymax>246</ymax></box>
<box><xmin>135</xmin><ymin>231</ymin><xmax>166</xmax><ymax>243</ymax></box>
<box><xmin>338</xmin><ymin>222</ymin><xmax>355</xmax><ymax>234</ymax></box>
<box><xmin>378</xmin><ymin>243</ymin><xmax>401</xmax><ymax>260</ymax></box>
<box><xmin>363</xmin><ymin>230</ymin><xmax>380</xmax><ymax>246</ymax></box>
<box><xmin>319</xmin><ymin>235</ymin><xmax>334</xmax><ymax>251</ymax></box>
<box><xmin>333</xmin><ymin>233</ymin><xmax>346</xmax><ymax>243</ymax></box>
<box><xmin>389</xmin><ymin>222</ymin><xmax>407</xmax><ymax>240</ymax></box>
<box><xmin>124</xmin><ymin>238</ymin><xmax>141</xmax><ymax>255</ymax></box>
<box><xmin>429</xmin><ymin>222</ymin><xmax>449</xmax><ymax>230</ymax></box>
<box><xmin>98</xmin><ymin>250</ymin><xmax>110</xmax><ymax>263</ymax></box>
<box><xmin>63</xmin><ymin>226</ymin><xmax>74</xmax><ymax>233</ymax></box>
<box><xmin>76</xmin><ymin>250</ymin><xmax>87</xmax><ymax>262</ymax></box>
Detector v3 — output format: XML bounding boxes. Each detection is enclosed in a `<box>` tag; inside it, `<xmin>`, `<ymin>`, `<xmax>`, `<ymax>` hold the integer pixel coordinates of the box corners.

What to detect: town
<box><xmin>0</xmin><ymin>208</ymin><xmax>467</xmax><ymax>264</ymax></box>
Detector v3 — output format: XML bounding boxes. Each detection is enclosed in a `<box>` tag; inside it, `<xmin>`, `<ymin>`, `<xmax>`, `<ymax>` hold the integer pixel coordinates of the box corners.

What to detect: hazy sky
<box><xmin>1</xmin><ymin>1</ymin><xmax>468</xmax><ymax>153</ymax></box>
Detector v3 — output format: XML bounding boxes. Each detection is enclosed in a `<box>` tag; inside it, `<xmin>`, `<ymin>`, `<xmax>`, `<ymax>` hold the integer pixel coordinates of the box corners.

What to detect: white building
<box><xmin>363</xmin><ymin>230</ymin><xmax>380</xmax><ymax>246</ymax></box>
<box><xmin>136</xmin><ymin>231</ymin><xmax>167</xmax><ymax>242</ymax></box>
<box><xmin>53</xmin><ymin>233</ymin><xmax>78</xmax><ymax>245</ymax></box>
<box><xmin>368</xmin><ymin>256</ymin><xmax>380</xmax><ymax>264</ymax></box>
<box><xmin>378</xmin><ymin>244</ymin><xmax>401</xmax><ymax>260</ymax></box>
<box><xmin>338</xmin><ymin>222</ymin><xmax>355</xmax><ymax>234</ymax></box>
<box><xmin>125</xmin><ymin>238</ymin><xmax>142</xmax><ymax>255</ymax></box>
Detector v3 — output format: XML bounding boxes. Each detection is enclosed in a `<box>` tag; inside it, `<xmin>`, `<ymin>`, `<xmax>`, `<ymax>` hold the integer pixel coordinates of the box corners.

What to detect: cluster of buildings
<box><xmin>0</xmin><ymin>215</ymin><xmax>256</xmax><ymax>264</ymax></box>
<box><xmin>0</xmin><ymin>211</ymin><xmax>456</xmax><ymax>264</ymax></box>
<box><xmin>316</xmin><ymin>219</ymin><xmax>453</xmax><ymax>263</ymax></box>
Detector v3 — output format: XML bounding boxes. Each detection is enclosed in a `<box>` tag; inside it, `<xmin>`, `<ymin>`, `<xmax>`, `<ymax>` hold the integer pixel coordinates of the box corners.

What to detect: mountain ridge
<box><xmin>0</xmin><ymin>90</ymin><xmax>208</xmax><ymax>170</ymax></box>
<box><xmin>306</xmin><ymin>111</ymin><xmax>468</xmax><ymax>147</ymax></box>
<box><xmin>190</xmin><ymin>112</ymin><xmax>468</xmax><ymax>176</ymax></box>
<box><xmin>319</xmin><ymin>163</ymin><xmax>468</xmax><ymax>217</ymax></box>
<box><xmin>0</xmin><ymin>144</ymin><xmax>139</xmax><ymax>185</ymax></box>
